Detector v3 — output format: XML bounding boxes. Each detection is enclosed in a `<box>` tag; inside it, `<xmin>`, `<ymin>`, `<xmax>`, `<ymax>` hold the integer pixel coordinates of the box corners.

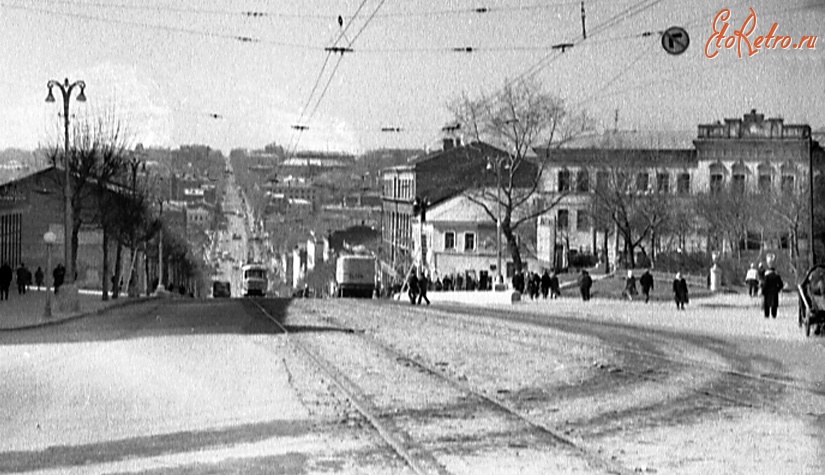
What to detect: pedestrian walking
<box><xmin>53</xmin><ymin>264</ymin><xmax>65</xmax><ymax>294</ymax></box>
<box><xmin>623</xmin><ymin>270</ymin><xmax>638</xmax><ymax>301</ymax></box>
<box><xmin>640</xmin><ymin>269</ymin><xmax>654</xmax><ymax>303</ymax></box>
<box><xmin>34</xmin><ymin>266</ymin><xmax>44</xmax><ymax>290</ymax></box>
<box><xmin>578</xmin><ymin>269</ymin><xmax>592</xmax><ymax>301</ymax></box>
<box><xmin>0</xmin><ymin>262</ymin><xmax>12</xmax><ymax>301</ymax></box>
<box><xmin>745</xmin><ymin>263</ymin><xmax>759</xmax><ymax>297</ymax></box>
<box><xmin>407</xmin><ymin>268</ymin><xmax>419</xmax><ymax>305</ymax></box>
<box><xmin>540</xmin><ymin>270</ymin><xmax>551</xmax><ymax>299</ymax></box>
<box><xmin>673</xmin><ymin>272</ymin><xmax>689</xmax><ymax>310</ymax></box>
<box><xmin>549</xmin><ymin>271</ymin><xmax>561</xmax><ymax>299</ymax></box>
<box><xmin>417</xmin><ymin>270</ymin><xmax>430</xmax><ymax>305</ymax></box>
<box><xmin>512</xmin><ymin>271</ymin><xmax>525</xmax><ymax>294</ymax></box>
<box><xmin>761</xmin><ymin>266</ymin><xmax>784</xmax><ymax>319</ymax></box>
<box><xmin>16</xmin><ymin>262</ymin><xmax>29</xmax><ymax>295</ymax></box>
<box><xmin>527</xmin><ymin>272</ymin><xmax>540</xmax><ymax>300</ymax></box>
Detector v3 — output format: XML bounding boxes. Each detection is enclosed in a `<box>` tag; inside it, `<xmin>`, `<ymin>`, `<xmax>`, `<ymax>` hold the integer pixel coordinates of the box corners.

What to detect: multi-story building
<box><xmin>380</xmin><ymin>139</ymin><xmax>510</xmax><ymax>286</ymax></box>
<box><xmin>534</xmin><ymin>110</ymin><xmax>823</xmax><ymax>268</ymax></box>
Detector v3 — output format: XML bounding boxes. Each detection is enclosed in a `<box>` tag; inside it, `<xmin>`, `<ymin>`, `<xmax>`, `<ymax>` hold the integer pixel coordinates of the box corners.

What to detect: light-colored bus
<box><xmin>241</xmin><ymin>263</ymin><xmax>268</xmax><ymax>297</ymax></box>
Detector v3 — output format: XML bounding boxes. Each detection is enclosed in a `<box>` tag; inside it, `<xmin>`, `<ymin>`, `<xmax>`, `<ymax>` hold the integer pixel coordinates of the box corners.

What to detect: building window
<box><xmin>636</xmin><ymin>172</ymin><xmax>649</xmax><ymax>193</ymax></box>
<box><xmin>732</xmin><ymin>173</ymin><xmax>746</xmax><ymax>194</ymax></box>
<box><xmin>710</xmin><ymin>173</ymin><xmax>724</xmax><ymax>194</ymax></box>
<box><xmin>558</xmin><ymin>169</ymin><xmax>571</xmax><ymax>192</ymax></box>
<box><xmin>758</xmin><ymin>174</ymin><xmax>772</xmax><ymax>192</ymax></box>
<box><xmin>677</xmin><ymin>173</ymin><xmax>691</xmax><ymax>194</ymax></box>
<box><xmin>444</xmin><ymin>231</ymin><xmax>455</xmax><ymax>250</ymax></box>
<box><xmin>781</xmin><ymin>175</ymin><xmax>795</xmax><ymax>193</ymax></box>
<box><xmin>596</xmin><ymin>170</ymin><xmax>608</xmax><ymax>191</ymax></box>
<box><xmin>576</xmin><ymin>170</ymin><xmax>589</xmax><ymax>192</ymax></box>
<box><xmin>464</xmin><ymin>232</ymin><xmax>476</xmax><ymax>251</ymax></box>
<box><xmin>576</xmin><ymin>210</ymin><xmax>590</xmax><ymax>231</ymax></box>
<box><xmin>557</xmin><ymin>209</ymin><xmax>569</xmax><ymax>230</ymax></box>
<box><xmin>656</xmin><ymin>172</ymin><xmax>670</xmax><ymax>193</ymax></box>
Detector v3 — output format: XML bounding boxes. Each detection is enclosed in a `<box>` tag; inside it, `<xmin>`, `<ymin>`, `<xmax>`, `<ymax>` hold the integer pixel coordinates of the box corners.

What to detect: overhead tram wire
<box><xmin>288</xmin><ymin>0</ymin><xmax>392</xmax><ymax>157</ymax></box>
<box><xmin>24</xmin><ymin>0</ymin><xmax>588</xmax><ymax>20</ymax></box>
<box><xmin>0</xmin><ymin>0</ymin><xmax>312</xmax><ymax>49</ymax></box>
<box><xmin>285</xmin><ymin>0</ymin><xmax>372</xmax><ymax>157</ymax></box>
<box><xmin>485</xmin><ymin>0</ymin><xmax>668</xmax><ymax>105</ymax></box>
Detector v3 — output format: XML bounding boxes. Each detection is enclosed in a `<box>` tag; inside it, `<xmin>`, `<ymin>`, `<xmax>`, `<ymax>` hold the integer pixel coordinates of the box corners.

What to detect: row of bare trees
<box><xmin>588</xmin><ymin>164</ymin><xmax>814</xmax><ymax>273</ymax></box>
<box><xmin>447</xmin><ymin>78</ymin><xmax>820</xmax><ymax>278</ymax></box>
<box><xmin>44</xmin><ymin>112</ymin><xmax>198</xmax><ymax>299</ymax></box>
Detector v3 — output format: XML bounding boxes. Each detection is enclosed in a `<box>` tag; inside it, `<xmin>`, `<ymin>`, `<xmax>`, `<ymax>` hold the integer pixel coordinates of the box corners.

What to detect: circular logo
<box><xmin>661</xmin><ymin>27</ymin><xmax>690</xmax><ymax>55</ymax></box>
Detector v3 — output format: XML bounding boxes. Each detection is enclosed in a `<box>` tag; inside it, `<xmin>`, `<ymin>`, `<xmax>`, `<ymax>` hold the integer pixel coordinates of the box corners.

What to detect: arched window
<box><xmin>709</xmin><ymin>162</ymin><xmax>727</xmax><ymax>194</ymax></box>
<box><xmin>731</xmin><ymin>162</ymin><xmax>748</xmax><ymax>194</ymax></box>
<box><xmin>781</xmin><ymin>163</ymin><xmax>797</xmax><ymax>193</ymax></box>
<box><xmin>757</xmin><ymin>163</ymin><xmax>774</xmax><ymax>192</ymax></box>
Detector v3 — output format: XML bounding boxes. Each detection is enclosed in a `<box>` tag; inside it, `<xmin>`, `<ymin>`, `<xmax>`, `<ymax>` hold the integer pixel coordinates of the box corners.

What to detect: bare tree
<box><xmin>449</xmin><ymin>77</ymin><xmax>590</xmax><ymax>273</ymax></box>
<box><xmin>590</xmin><ymin>159</ymin><xmax>672</xmax><ymax>268</ymax></box>
<box><xmin>44</xmin><ymin>110</ymin><xmax>133</xmax><ymax>296</ymax></box>
<box><xmin>694</xmin><ymin>188</ymin><xmax>753</xmax><ymax>259</ymax></box>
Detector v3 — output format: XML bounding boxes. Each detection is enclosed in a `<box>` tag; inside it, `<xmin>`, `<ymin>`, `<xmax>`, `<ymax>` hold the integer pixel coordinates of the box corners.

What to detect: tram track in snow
<box><xmin>249</xmin><ymin>298</ymin><xmax>637</xmax><ymax>475</ymax></box>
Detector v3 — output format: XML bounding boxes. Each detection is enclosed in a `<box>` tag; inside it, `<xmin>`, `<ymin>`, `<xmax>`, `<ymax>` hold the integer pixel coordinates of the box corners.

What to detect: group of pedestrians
<box><xmin>406</xmin><ymin>267</ymin><xmax>430</xmax><ymax>305</ymax></box>
<box><xmin>622</xmin><ymin>269</ymin><xmax>688</xmax><ymax>309</ymax></box>
<box><xmin>744</xmin><ymin>261</ymin><xmax>784</xmax><ymax>319</ymax></box>
<box><xmin>520</xmin><ymin>270</ymin><xmax>561</xmax><ymax>300</ymax></box>
<box><xmin>0</xmin><ymin>263</ymin><xmax>46</xmax><ymax>301</ymax></box>
<box><xmin>0</xmin><ymin>262</ymin><xmax>63</xmax><ymax>302</ymax></box>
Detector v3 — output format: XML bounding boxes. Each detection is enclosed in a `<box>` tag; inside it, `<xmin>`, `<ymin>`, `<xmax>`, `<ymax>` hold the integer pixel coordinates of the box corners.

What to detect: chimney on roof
<box><xmin>442</xmin><ymin>137</ymin><xmax>455</xmax><ymax>151</ymax></box>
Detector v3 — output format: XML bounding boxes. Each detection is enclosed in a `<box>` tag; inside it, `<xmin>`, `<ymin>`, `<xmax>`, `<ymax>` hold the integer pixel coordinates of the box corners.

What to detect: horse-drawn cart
<box><xmin>797</xmin><ymin>264</ymin><xmax>825</xmax><ymax>337</ymax></box>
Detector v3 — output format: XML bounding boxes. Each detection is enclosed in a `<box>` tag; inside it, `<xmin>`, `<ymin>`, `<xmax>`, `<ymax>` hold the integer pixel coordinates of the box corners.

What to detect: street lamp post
<box><xmin>46</xmin><ymin>78</ymin><xmax>86</xmax><ymax>288</ymax></box>
<box><xmin>487</xmin><ymin>159</ymin><xmax>504</xmax><ymax>286</ymax></box>
<box><xmin>43</xmin><ymin>231</ymin><xmax>57</xmax><ymax>318</ymax></box>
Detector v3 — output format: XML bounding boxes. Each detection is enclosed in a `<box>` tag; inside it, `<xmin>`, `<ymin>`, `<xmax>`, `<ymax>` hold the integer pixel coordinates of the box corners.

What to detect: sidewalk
<box><xmin>0</xmin><ymin>288</ymin><xmax>140</xmax><ymax>331</ymax></box>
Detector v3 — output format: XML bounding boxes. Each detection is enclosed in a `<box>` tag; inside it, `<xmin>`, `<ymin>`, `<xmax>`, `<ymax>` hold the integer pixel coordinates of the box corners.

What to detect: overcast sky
<box><xmin>1</xmin><ymin>0</ymin><xmax>823</xmax><ymax>154</ymax></box>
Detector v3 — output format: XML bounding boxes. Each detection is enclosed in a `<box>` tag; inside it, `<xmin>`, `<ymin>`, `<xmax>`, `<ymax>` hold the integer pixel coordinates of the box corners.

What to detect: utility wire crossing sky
<box><xmin>0</xmin><ymin>0</ymin><xmax>823</xmax><ymax>154</ymax></box>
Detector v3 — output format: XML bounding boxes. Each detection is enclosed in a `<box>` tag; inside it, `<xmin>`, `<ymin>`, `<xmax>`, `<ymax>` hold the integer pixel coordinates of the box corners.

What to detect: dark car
<box><xmin>212</xmin><ymin>280</ymin><xmax>231</xmax><ymax>298</ymax></box>
<box><xmin>232</xmin><ymin>233</ymin><xmax>241</xmax><ymax>240</ymax></box>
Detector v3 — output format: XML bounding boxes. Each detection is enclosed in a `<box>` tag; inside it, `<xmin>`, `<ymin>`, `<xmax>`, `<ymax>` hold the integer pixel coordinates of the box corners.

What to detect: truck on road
<box><xmin>336</xmin><ymin>255</ymin><xmax>376</xmax><ymax>298</ymax></box>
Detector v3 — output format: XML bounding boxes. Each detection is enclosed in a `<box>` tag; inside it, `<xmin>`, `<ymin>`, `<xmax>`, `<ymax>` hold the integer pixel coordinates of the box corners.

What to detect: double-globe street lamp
<box><xmin>46</xmin><ymin>78</ymin><xmax>86</xmax><ymax>287</ymax></box>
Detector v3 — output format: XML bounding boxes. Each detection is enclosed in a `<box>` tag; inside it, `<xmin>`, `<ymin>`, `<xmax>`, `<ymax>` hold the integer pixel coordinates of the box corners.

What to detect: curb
<box><xmin>0</xmin><ymin>296</ymin><xmax>160</xmax><ymax>332</ymax></box>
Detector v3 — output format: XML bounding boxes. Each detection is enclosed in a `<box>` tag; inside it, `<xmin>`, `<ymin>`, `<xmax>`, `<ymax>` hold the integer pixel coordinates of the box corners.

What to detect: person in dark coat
<box><xmin>16</xmin><ymin>263</ymin><xmax>29</xmax><ymax>295</ymax></box>
<box><xmin>673</xmin><ymin>272</ymin><xmax>689</xmax><ymax>310</ymax></box>
<box><xmin>512</xmin><ymin>271</ymin><xmax>525</xmax><ymax>294</ymax></box>
<box><xmin>53</xmin><ymin>264</ymin><xmax>66</xmax><ymax>294</ymax></box>
<box><xmin>0</xmin><ymin>262</ymin><xmax>12</xmax><ymax>301</ymax></box>
<box><xmin>761</xmin><ymin>267</ymin><xmax>784</xmax><ymax>319</ymax></box>
<box><xmin>407</xmin><ymin>269</ymin><xmax>419</xmax><ymax>305</ymax></box>
<box><xmin>639</xmin><ymin>269</ymin><xmax>654</xmax><ymax>303</ymax></box>
<box><xmin>540</xmin><ymin>270</ymin><xmax>551</xmax><ymax>299</ymax></box>
<box><xmin>527</xmin><ymin>272</ymin><xmax>540</xmax><ymax>300</ymax></box>
<box><xmin>578</xmin><ymin>269</ymin><xmax>593</xmax><ymax>301</ymax></box>
<box><xmin>549</xmin><ymin>271</ymin><xmax>561</xmax><ymax>299</ymax></box>
<box><xmin>34</xmin><ymin>267</ymin><xmax>44</xmax><ymax>290</ymax></box>
<box><xmin>417</xmin><ymin>270</ymin><xmax>430</xmax><ymax>305</ymax></box>
<box><xmin>623</xmin><ymin>270</ymin><xmax>638</xmax><ymax>301</ymax></box>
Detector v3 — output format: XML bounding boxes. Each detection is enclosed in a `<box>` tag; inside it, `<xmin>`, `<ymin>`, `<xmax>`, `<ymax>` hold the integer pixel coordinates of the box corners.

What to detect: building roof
<box><xmin>533</xmin><ymin>147</ymin><xmax>697</xmax><ymax>168</ymax></box>
<box><xmin>384</xmin><ymin>141</ymin><xmax>537</xmax><ymax>207</ymax></box>
<box><xmin>560</xmin><ymin>130</ymin><xmax>697</xmax><ymax>150</ymax></box>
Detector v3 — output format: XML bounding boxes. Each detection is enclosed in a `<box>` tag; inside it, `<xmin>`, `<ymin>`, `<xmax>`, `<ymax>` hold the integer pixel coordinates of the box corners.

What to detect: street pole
<box><xmin>46</xmin><ymin>78</ymin><xmax>86</xmax><ymax>286</ymax></box>
<box><xmin>157</xmin><ymin>200</ymin><xmax>164</xmax><ymax>292</ymax></box>
<box><xmin>43</xmin><ymin>232</ymin><xmax>56</xmax><ymax>318</ymax></box>
<box><xmin>496</xmin><ymin>162</ymin><xmax>502</xmax><ymax>285</ymax></box>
